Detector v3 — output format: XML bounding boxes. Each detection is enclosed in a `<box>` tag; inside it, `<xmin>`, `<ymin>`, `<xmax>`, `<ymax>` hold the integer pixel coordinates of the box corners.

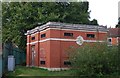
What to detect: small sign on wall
<box><xmin>76</xmin><ymin>36</ymin><xmax>84</xmax><ymax>45</ymax></box>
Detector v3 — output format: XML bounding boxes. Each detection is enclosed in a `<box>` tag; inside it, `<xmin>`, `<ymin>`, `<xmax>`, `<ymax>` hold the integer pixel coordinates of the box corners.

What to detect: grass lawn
<box><xmin>4</xmin><ymin>66</ymin><xmax>120</xmax><ymax>78</ymax></box>
<box><xmin>5</xmin><ymin>65</ymin><xmax>77</xmax><ymax>77</ymax></box>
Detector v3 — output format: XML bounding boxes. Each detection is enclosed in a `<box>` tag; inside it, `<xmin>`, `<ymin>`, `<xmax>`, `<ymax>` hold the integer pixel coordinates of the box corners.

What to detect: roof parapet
<box><xmin>25</xmin><ymin>22</ymin><xmax>108</xmax><ymax>35</ymax></box>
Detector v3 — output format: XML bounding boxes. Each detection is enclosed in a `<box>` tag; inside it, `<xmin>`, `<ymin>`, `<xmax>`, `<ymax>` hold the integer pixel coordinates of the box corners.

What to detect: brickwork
<box><xmin>26</xmin><ymin>22</ymin><xmax>107</xmax><ymax>70</ymax></box>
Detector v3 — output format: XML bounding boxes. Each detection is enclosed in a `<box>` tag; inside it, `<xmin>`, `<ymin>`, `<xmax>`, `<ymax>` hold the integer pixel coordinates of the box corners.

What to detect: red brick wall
<box><xmin>110</xmin><ymin>37</ymin><xmax>120</xmax><ymax>46</ymax></box>
<box><xmin>26</xmin><ymin>28</ymin><xmax>107</xmax><ymax>68</ymax></box>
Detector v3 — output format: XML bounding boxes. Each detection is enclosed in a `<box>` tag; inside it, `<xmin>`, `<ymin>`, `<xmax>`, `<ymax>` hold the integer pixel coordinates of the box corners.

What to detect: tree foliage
<box><xmin>2</xmin><ymin>2</ymin><xmax>98</xmax><ymax>50</ymax></box>
<box><xmin>68</xmin><ymin>43</ymin><xmax>119</xmax><ymax>76</ymax></box>
<box><xmin>90</xmin><ymin>19</ymin><xmax>98</xmax><ymax>25</ymax></box>
<box><xmin>116</xmin><ymin>17</ymin><xmax>120</xmax><ymax>28</ymax></box>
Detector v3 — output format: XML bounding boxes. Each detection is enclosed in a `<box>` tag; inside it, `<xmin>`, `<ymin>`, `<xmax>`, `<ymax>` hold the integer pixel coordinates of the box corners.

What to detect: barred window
<box><xmin>40</xmin><ymin>61</ymin><xmax>45</xmax><ymax>65</ymax></box>
<box><xmin>87</xmin><ymin>34</ymin><xmax>95</xmax><ymax>38</ymax></box>
<box><xmin>41</xmin><ymin>34</ymin><xmax>46</xmax><ymax>38</ymax></box>
<box><xmin>31</xmin><ymin>36</ymin><xmax>35</xmax><ymax>40</ymax></box>
<box><xmin>64</xmin><ymin>61</ymin><xmax>71</xmax><ymax>65</ymax></box>
<box><xmin>64</xmin><ymin>33</ymin><xmax>73</xmax><ymax>36</ymax></box>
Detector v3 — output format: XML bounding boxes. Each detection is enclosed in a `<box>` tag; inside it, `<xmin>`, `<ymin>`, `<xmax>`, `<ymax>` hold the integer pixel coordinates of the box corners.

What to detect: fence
<box><xmin>0</xmin><ymin>55</ymin><xmax>2</xmax><ymax>78</ymax></box>
<box><xmin>2</xmin><ymin>43</ymin><xmax>26</xmax><ymax>72</ymax></box>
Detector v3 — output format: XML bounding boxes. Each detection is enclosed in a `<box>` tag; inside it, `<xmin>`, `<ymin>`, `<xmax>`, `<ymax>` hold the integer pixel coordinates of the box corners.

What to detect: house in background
<box><xmin>108</xmin><ymin>28</ymin><xmax>120</xmax><ymax>46</ymax></box>
<box><xmin>25</xmin><ymin>22</ymin><xmax>107</xmax><ymax>71</ymax></box>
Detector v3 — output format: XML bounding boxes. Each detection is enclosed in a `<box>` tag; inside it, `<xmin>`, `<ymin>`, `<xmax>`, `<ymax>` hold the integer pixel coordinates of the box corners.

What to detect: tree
<box><xmin>2</xmin><ymin>2</ymin><xmax>98</xmax><ymax>51</ymax></box>
<box><xmin>116</xmin><ymin>17</ymin><xmax>120</xmax><ymax>28</ymax></box>
<box><xmin>68</xmin><ymin>43</ymin><xmax>119</xmax><ymax>76</ymax></box>
<box><xmin>90</xmin><ymin>19</ymin><xmax>98</xmax><ymax>25</ymax></box>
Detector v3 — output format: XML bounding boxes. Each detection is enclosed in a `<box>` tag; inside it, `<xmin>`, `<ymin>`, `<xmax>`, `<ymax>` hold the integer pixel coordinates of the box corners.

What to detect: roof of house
<box><xmin>25</xmin><ymin>22</ymin><xmax>108</xmax><ymax>35</ymax></box>
<box><xmin>108</xmin><ymin>28</ymin><xmax>120</xmax><ymax>37</ymax></box>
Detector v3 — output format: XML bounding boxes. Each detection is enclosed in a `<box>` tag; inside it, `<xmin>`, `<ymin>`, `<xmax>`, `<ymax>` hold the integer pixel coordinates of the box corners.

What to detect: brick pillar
<box><xmin>35</xmin><ymin>32</ymin><xmax>40</xmax><ymax>66</ymax></box>
<box><xmin>26</xmin><ymin>35</ymin><xmax>31</xmax><ymax>66</ymax></box>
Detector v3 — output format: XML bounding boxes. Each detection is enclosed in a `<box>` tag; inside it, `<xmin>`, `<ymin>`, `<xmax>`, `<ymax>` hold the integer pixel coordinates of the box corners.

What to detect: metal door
<box><xmin>31</xmin><ymin>45</ymin><xmax>35</xmax><ymax>66</ymax></box>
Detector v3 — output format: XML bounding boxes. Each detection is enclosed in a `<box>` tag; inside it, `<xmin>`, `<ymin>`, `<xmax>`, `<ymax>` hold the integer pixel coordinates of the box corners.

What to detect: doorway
<box><xmin>31</xmin><ymin>45</ymin><xmax>36</xmax><ymax>66</ymax></box>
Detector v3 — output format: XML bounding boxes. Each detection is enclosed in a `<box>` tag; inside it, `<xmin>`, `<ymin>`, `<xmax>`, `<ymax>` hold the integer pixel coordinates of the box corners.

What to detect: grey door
<box><xmin>31</xmin><ymin>46</ymin><xmax>35</xmax><ymax>66</ymax></box>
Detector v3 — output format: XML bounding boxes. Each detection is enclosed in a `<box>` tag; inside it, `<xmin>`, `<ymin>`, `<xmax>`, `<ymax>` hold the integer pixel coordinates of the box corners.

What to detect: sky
<box><xmin>88</xmin><ymin>0</ymin><xmax>120</xmax><ymax>28</ymax></box>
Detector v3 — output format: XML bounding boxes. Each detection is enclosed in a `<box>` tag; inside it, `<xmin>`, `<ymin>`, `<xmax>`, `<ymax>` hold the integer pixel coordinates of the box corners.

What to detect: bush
<box><xmin>68</xmin><ymin>43</ymin><xmax>119</xmax><ymax>76</ymax></box>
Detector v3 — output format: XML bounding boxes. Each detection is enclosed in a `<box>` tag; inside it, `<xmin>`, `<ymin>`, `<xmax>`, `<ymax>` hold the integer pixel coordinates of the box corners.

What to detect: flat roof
<box><xmin>25</xmin><ymin>22</ymin><xmax>108</xmax><ymax>35</ymax></box>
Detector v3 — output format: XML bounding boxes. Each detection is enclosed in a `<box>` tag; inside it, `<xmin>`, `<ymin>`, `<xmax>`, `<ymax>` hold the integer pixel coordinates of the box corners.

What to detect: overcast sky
<box><xmin>88</xmin><ymin>0</ymin><xmax>120</xmax><ymax>28</ymax></box>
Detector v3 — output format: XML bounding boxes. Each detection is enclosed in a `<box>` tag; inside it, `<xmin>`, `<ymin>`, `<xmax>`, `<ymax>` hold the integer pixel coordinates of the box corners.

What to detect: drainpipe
<box><xmin>60</xmin><ymin>27</ymin><xmax>62</xmax><ymax>70</ymax></box>
<box><xmin>37</xmin><ymin>29</ymin><xmax>40</xmax><ymax>67</ymax></box>
<box><xmin>97</xmin><ymin>26</ymin><xmax>99</xmax><ymax>42</ymax></box>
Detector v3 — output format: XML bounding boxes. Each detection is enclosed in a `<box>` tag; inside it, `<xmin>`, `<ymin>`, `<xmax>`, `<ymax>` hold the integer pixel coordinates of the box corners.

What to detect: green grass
<box><xmin>5</xmin><ymin>66</ymin><xmax>120</xmax><ymax>78</ymax></box>
<box><xmin>6</xmin><ymin>66</ymin><xmax>77</xmax><ymax>77</ymax></box>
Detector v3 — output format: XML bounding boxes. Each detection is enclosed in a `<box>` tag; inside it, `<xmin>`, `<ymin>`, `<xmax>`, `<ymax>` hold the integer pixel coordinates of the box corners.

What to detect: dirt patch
<box><xmin>18</xmin><ymin>74</ymin><xmax>32</xmax><ymax>76</ymax></box>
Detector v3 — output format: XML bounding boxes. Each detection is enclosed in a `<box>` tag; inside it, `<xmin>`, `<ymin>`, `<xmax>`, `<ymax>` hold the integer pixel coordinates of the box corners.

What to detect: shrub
<box><xmin>68</xmin><ymin>43</ymin><xmax>119</xmax><ymax>76</ymax></box>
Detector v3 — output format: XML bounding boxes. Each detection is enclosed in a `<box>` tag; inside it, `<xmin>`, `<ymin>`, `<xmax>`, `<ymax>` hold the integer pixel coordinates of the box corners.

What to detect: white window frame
<box><xmin>107</xmin><ymin>37</ymin><xmax>112</xmax><ymax>46</ymax></box>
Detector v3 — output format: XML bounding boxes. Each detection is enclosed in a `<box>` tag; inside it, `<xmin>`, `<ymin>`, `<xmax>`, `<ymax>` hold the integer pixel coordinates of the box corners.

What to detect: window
<box><xmin>64</xmin><ymin>61</ymin><xmax>71</xmax><ymax>65</ymax></box>
<box><xmin>108</xmin><ymin>38</ymin><xmax>112</xmax><ymax>46</ymax></box>
<box><xmin>64</xmin><ymin>33</ymin><xmax>73</xmax><ymax>37</ymax></box>
<box><xmin>87</xmin><ymin>34</ymin><xmax>95</xmax><ymax>38</ymax></box>
<box><xmin>41</xmin><ymin>34</ymin><xmax>46</xmax><ymax>38</ymax></box>
<box><xmin>31</xmin><ymin>36</ymin><xmax>35</xmax><ymax>40</ymax></box>
<box><xmin>108</xmin><ymin>39</ymin><xmax>111</xmax><ymax>42</ymax></box>
<box><xmin>40</xmin><ymin>61</ymin><xmax>45</xmax><ymax>65</ymax></box>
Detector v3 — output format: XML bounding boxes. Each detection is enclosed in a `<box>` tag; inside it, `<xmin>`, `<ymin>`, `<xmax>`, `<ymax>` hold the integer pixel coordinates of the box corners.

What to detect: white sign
<box><xmin>76</xmin><ymin>36</ymin><xmax>84</xmax><ymax>45</ymax></box>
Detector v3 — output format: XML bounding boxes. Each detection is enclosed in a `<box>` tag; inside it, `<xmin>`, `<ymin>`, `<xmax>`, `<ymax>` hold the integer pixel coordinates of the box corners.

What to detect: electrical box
<box><xmin>8</xmin><ymin>55</ymin><xmax>15</xmax><ymax>71</ymax></box>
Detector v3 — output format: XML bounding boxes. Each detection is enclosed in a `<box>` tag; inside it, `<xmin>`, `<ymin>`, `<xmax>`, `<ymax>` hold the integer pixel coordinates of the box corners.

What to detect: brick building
<box><xmin>108</xmin><ymin>28</ymin><xmax>120</xmax><ymax>46</ymax></box>
<box><xmin>25</xmin><ymin>22</ymin><xmax>107</xmax><ymax>71</ymax></box>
